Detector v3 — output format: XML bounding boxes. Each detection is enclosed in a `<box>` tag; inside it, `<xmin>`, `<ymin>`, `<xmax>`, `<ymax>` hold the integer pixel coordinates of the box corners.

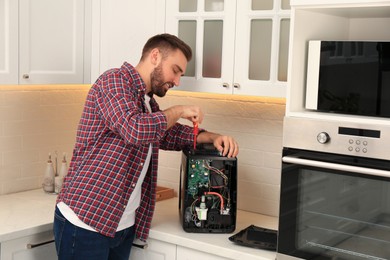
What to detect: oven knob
<box><xmin>317</xmin><ymin>132</ymin><xmax>330</xmax><ymax>144</ymax></box>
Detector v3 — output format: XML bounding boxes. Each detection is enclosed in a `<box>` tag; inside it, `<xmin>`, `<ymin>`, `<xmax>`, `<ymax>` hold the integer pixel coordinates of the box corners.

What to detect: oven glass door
<box><xmin>278</xmin><ymin>148</ymin><xmax>390</xmax><ymax>260</ymax></box>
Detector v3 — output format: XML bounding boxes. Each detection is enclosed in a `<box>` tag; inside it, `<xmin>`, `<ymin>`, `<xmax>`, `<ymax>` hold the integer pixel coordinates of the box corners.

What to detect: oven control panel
<box><xmin>347</xmin><ymin>138</ymin><xmax>369</xmax><ymax>154</ymax></box>
<box><xmin>283</xmin><ymin>117</ymin><xmax>390</xmax><ymax>160</ymax></box>
<box><xmin>316</xmin><ymin>132</ymin><xmax>330</xmax><ymax>144</ymax></box>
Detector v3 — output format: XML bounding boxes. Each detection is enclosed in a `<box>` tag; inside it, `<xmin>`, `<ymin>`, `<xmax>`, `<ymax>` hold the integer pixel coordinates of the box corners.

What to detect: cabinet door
<box><xmin>18</xmin><ymin>0</ymin><xmax>85</xmax><ymax>84</ymax></box>
<box><xmin>0</xmin><ymin>0</ymin><xmax>18</xmax><ymax>84</ymax></box>
<box><xmin>129</xmin><ymin>238</ymin><xmax>176</xmax><ymax>260</ymax></box>
<box><xmin>177</xmin><ymin>246</ymin><xmax>231</xmax><ymax>260</ymax></box>
<box><xmin>92</xmin><ymin>0</ymin><xmax>165</xmax><ymax>82</ymax></box>
<box><xmin>0</xmin><ymin>230</ymin><xmax>56</xmax><ymax>260</ymax></box>
<box><xmin>166</xmin><ymin>0</ymin><xmax>291</xmax><ymax>97</ymax></box>
<box><xmin>234</xmin><ymin>0</ymin><xmax>290</xmax><ymax>97</ymax></box>
<box><xmin>166</xmin><ymin>0</ymin><xmax>236</xmax><ymax>95</ymax></box>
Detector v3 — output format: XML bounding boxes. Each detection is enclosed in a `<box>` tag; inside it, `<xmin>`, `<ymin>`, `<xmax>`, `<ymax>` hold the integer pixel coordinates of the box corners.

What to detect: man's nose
<box><xmin>173</xmin><ymin>77</ymin><xmax>180</xmax><ymax>87</ymax></box>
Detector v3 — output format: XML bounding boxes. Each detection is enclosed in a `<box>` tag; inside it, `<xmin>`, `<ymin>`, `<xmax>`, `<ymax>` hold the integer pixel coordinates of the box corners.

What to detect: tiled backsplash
<box><xmin>0</xmin><ymin>85</ymin><xmax>285</xmax><ymax>217</ymax></box>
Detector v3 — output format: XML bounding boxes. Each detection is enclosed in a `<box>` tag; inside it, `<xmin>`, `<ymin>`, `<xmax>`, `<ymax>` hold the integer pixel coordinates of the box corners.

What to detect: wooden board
<box><xmin>156</xmin><ymin>186</ymin><xmax>175</xmax><ymax>201</ymax></box>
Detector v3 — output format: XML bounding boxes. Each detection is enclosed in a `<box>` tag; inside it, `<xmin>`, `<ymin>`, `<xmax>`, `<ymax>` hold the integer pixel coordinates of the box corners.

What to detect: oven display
<box><xmin>339</xmin><ymin>127</ymin><xmax>381</xmax><ymax>138</ymax></box>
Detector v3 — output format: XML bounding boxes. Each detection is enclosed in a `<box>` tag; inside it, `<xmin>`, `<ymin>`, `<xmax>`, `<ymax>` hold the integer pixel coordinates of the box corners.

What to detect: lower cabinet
<box><xmin>129</xmin><ymin>239</ymin><xmax>232</xmax><ymax>260</ymax></box>
<box><xmin>177</xmin><ymin>246</ymin><xmax>232</xmax><ymax>260</ymax></box>
<box><xmin>129</xmin><ymin>238</ymin><xmax>176</xmax><ymax>260</ymax></box>
<box><xmin>0</xmin><ymin>230</ymin><xmax>56</xmax><ymax>260</ymax></box>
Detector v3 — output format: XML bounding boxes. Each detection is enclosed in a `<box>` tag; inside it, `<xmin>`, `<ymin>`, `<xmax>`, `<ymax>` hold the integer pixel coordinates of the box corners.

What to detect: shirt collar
<box><xmin>122</xmin><ymin>62</ymin><xmax>147</xmax><ymax>96</ymax></box>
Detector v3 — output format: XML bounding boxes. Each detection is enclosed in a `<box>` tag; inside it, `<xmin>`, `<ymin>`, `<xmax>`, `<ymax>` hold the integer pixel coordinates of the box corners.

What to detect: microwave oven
<box><xmin>305</xmin><ymin>40</ymin><xmax>390</xmax><ymax>118</ymax></box>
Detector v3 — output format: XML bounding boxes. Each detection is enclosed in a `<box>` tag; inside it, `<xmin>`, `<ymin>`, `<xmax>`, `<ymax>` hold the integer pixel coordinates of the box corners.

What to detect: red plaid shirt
<box><xmin>57</xmin><ymin>62</ymin><xmax>195</xmax><ymax>240</ymax></box>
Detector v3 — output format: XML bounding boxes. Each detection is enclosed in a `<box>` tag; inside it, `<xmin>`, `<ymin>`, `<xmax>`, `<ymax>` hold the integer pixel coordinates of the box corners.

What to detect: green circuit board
<box><xmin>187</xmin><ymin>159</ymin><xmax>210</xmax><ymax>196</ymax></box>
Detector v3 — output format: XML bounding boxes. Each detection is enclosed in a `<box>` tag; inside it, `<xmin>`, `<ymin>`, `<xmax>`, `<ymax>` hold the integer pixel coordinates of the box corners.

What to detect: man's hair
<box><xmin>140</xmin><ymin>33</ymin><xmax>192</xmax><ymax>62</ymax></box>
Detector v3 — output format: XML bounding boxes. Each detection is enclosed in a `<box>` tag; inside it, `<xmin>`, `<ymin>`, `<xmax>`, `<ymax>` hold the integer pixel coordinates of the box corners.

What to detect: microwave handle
<box><xmin>283</xmin><ymin>156</ymin><xmax>390</xmax><ymax>178</ymax></box>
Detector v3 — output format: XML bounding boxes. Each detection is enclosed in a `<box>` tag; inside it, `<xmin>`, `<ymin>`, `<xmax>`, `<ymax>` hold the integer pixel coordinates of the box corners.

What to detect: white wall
<box><xmin>0</xmin><ymin>85</ymin><xmax>285</xmax><ymax>217</ymax></box>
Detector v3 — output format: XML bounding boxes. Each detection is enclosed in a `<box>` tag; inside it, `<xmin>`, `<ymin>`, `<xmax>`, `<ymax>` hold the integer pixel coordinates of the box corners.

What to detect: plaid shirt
<box><xmin>57</xmin><ymin>62</ymin><xmax>195</xmax><ymax>240</ymax></box>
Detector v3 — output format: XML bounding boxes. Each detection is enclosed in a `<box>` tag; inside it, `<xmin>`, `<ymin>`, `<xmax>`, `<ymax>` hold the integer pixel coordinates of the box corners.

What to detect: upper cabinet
<box><xmin>0</xmin><ymin>0</ymin><xmax>18</xmax><ymax>84</ymax></box>
<box><xmin>166</xmin><ymin>0</ymin><xmax>291</xmax><ymax>97</ymax></box>
<box><xmin>90</xmin><ymin>0</ymin><xmax>166</xmax><ymax>82</ymax></box>
<box><xmin>286</xmin><ymin>0</ymin><xmax>390</xmax><ymax>117</ymax></box>
<box><xmin>0</xmin><ymin>0</ymin><xmax>91</xmax><ymax>85</ymax></box>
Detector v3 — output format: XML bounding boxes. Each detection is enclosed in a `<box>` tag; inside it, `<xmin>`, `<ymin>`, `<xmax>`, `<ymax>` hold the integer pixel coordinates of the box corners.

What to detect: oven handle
<box><xmin>283</xmin><ymin>156</ymin><xmax>390</xmax><ymax>178</ymax></box>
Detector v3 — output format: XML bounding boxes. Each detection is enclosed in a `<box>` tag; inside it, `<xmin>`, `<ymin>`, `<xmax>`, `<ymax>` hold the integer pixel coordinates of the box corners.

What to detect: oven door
<box><xmin>277</xmin><ymin>148</ymin><xmax>390</xmax><ymax>260</ymax></box>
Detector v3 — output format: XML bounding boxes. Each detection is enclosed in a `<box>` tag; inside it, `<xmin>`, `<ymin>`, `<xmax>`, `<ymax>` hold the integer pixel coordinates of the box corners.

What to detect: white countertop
<box><xmin>150</xmin><ymin>198</ymin><xmax>278</xmax><ymax>260</ymax></box>
<box><xmin>0</xmin><ymin>189</ymin><xmax>277</xmax><ymax>260</ymax></box>
<box><xmin>0</xmin><ymin>189</ymin><xmax>57</xmax><ymax>242</ymax></box>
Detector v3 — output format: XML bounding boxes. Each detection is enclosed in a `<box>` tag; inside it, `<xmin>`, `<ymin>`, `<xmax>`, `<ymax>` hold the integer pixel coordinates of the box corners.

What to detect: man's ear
<box><xmin>150</xmin><ymin>48</ymin><xmax>161</xmax><ymax>66</ymax></box>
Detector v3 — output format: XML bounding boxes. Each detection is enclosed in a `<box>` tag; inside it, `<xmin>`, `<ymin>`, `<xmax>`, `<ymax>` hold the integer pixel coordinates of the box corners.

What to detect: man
<box><xmin>53</xmin><ymin>33</ymin><xmax>239</xmax><ymax>260</ymax></box>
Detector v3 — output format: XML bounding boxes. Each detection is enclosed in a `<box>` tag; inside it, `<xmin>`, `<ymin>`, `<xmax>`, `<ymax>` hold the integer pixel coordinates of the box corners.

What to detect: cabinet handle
<box><xmin>132</xmin><ymin>243</ymin><xmax>148</xmax><ymax>249</ymax></box>
<box><xmin>26</xmin><ymin>239</ymin><xmax>54</xmax><ymax>249</ymax></box>
<box><xmin>222</xmin><ymin>83</ymin><xmax>229</xmax><ymax>88</ymax></box>
<box><xmin>233</xmin><ymin>83</ymin><xmax>240</xmax><ymax>89</ymax></box>
<box><xmin>22</xmin><ymin>74</ymin><xmax>30</xmax><ymax>79</ymax></box>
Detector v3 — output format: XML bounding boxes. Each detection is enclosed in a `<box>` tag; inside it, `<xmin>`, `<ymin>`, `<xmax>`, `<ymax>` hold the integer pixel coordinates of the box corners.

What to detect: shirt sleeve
<box><xmin>159</xmin><ymin>123</ymin><xmax>201</xmax><ymax>151</ymax></box>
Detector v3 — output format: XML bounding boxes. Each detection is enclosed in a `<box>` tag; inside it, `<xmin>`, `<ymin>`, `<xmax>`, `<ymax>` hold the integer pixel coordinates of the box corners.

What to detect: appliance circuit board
<box><xmin>180</xmin><ymin>151</ymin><xmax>237</xmax><ymax>233</ymax></box>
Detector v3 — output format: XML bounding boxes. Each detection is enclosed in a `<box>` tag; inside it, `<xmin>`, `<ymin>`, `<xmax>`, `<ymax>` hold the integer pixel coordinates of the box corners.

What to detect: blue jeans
<box><xmin>53</xmin><ymin>206</ymin><xmax>136</xmax><ymax>260</ymax></box>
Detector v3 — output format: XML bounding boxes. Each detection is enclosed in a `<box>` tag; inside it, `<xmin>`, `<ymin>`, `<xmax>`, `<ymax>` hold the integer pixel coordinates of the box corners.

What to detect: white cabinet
<box><xmin>166</xmin><ymin>0</ymin><xmax>291</xmax><ymax>97</ymax></box>
<box><xmin>0</xmin><ymin>230</ymin><xmax>56</xmax><ymax>260</ymax></box>
<box><xmin>0</xmin><ymin>0</ymin><xmax>90</xmax><ymax>85</ymax></box>
<box><xmin>286</xmin><ymin>0</ymin><xmax>390</xmax><ymax>117</ymax></box>
<box><xmin>0</xmin><ymin>0</ymin><xmax>18</xmax><ymax>84</ymax></box>
<box><xmin>177</xmin><ymin>246</ymin><xmax>232</xmax><ymax>260</ymax></box>
<box><xmin>90</xmin><ymin>0</ymin><xmax>166</xmax><ymax>82</ymax></box>
<box><xmin>129</xmin><ymin>238</ymin><xmax>176</xmax><ymax>260</ymax></box>
<box><xmin>129</xmin><ymin>240</ymin><xmax>233</xmax><ymax>260</ymax></box>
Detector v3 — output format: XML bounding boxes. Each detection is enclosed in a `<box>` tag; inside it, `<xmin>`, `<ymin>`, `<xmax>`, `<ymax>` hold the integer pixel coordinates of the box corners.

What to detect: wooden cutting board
<box><xmin>156</xmin><ymin>186</ymin><xmax>175</xmax><ymax>201</ymax></box>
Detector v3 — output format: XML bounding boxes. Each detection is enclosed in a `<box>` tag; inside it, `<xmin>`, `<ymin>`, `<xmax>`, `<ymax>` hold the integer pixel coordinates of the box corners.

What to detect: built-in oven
<box><xmin>277</xmin><ymin>117</ymin><xmax>390</xmax><ymax>260</ymax></box>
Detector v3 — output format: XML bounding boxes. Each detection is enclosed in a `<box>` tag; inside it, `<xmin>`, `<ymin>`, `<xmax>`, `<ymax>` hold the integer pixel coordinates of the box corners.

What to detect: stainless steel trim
<box><xmin>283</xmin><ymin>117</ymin><xmax>390</xmax><ymax>161</ymax></box>
<box><xmin>283</xmin><ymin>156</ymin><xmax>390</xmax><ymax>178</ymax></box>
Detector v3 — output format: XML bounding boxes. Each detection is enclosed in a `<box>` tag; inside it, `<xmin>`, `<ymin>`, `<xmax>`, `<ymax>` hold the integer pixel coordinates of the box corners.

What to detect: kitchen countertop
<box><xmin>0</xmin><ymin>189</ymin><xmax>277</xmax><ymax>260</ymax></box>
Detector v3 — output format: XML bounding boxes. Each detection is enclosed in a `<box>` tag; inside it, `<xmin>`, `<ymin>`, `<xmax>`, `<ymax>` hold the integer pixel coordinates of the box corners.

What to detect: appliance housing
<box><xmin>305</xmin><ymin>40</ymin><xmax>390</xmax><ymax>118</ymax></box>
<box><xmin>179</xmin><ymin>145</ymin><xmax>237</xmax><ymax>233</ymax></box>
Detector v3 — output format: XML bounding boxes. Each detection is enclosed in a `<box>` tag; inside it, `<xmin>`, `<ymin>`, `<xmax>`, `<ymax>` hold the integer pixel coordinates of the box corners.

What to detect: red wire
<box><xmin>204</xmin><ymin>191</ymin><xmax>224</xmax><ymax>212</ymax></box>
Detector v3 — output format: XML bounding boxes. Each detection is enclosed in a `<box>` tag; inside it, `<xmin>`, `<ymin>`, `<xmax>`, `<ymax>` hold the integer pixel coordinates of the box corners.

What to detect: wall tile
<box><xmin>0</xmin><ymin>87</ymin><xmax>286</xmax><ymax>217</ymax></box>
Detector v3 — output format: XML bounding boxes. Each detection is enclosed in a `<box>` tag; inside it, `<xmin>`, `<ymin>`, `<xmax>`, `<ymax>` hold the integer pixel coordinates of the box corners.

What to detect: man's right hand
<box><xmin>163</xmin><ymin>105</ymin><xmax>204</xmax><ymax>128</ymax></box>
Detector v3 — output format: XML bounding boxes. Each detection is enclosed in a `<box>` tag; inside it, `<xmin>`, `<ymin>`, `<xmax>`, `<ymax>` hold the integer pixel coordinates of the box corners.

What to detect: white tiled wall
<box><xmin>0</xmin><ymin>85</ymin><xmax>285</xmax><ymax>217</ymax></box>
<box><xmin>0</xmin><ymin>85</ymin><xmax>88</xmax><ymax>195</ymax></box>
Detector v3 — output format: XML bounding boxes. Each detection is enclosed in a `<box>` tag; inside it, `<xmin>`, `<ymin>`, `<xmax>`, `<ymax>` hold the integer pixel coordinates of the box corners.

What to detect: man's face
<box><xmin>150</xmin><ymin>49</ymin><xmax>187</xmax><ymax>97</ymax></box>
<box><xmin>150</xmin><ymin>62</ymin><xmax>170</xmax><ymax>97</ymax></box>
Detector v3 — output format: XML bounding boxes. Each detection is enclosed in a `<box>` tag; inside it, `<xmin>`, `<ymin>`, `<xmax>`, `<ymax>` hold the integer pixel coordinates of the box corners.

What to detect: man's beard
<box><xmin>150</xmin><ymin>63</ymin><xmax>173</xmax><ymax>97</ymax></box>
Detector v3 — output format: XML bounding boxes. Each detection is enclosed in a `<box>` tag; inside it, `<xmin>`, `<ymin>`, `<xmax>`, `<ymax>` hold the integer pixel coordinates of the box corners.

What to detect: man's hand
<box><xmin>213</xmin><ymin>135</ymin><xmax>239</xmax><ymax>158</ymax></box>
<box><xmin>163</xmin><ymin>105</ymin><xmax>204</xmax><ymax>128</ymax></box>
<box><xmin>197</xmin><ymin>132</ymin><xmax>239</xmax><ymax>158</ymax></box>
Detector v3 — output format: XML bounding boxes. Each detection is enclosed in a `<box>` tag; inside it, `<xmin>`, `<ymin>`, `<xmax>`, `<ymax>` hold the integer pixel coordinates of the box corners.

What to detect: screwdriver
<box><xmin>193</xmin><ymin>122</ymin><xmax>198</xmax><ymax>150</ymax></box>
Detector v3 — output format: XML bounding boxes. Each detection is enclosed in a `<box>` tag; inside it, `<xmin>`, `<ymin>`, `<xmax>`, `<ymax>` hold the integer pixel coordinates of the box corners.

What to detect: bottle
<box><xmin>55</xmin><ymin>153</ymin><xmax>68</xmax><ymax>193</ymax></box>
<box><xmin>42</xmin><ymin>153</ymin><xmax>55</xmax><ymax>193</ymax></box>
<box><xmin>59</xmin><ymin>153</ymin><xmax>68</xmax><ymax>178</ymax></box>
